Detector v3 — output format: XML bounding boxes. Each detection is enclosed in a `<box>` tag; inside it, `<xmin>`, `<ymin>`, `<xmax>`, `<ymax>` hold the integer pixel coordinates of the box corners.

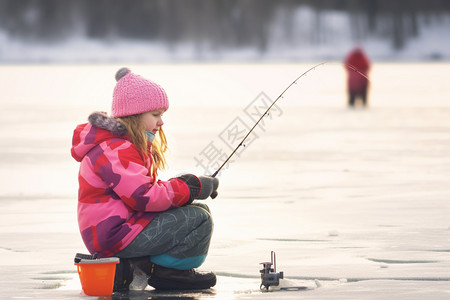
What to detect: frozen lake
<box><xmin>0</xmin><ymin>63</ymin><xmax>449</xmax><ymax>299</ymax></box>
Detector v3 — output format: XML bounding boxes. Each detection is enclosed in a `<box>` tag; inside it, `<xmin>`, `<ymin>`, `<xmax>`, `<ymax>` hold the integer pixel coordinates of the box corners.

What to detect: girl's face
<box><xmin>141</xmin><ymin>108</ymin><xmax>165</xmax><ymax>133</ymax></box>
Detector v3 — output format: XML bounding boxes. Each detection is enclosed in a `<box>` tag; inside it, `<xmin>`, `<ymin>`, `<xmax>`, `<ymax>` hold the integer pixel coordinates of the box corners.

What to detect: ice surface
<box><xmin>0</xmin><ymin>63</ymin><xmax>449</xmax><ymax>299</ymax></box>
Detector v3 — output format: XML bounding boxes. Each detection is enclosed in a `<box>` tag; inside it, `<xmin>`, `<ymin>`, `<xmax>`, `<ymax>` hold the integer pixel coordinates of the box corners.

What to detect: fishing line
<box><xmin>211</xmin><ymin>61</ymin><xmax>369</xmax><ymax>178</ymax></box>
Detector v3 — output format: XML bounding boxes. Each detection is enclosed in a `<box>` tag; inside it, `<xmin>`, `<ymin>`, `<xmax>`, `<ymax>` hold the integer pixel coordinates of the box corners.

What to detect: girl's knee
<box><xmin>189</xmin><ymin>202</ymin><xmax>211</xmax><ymax>213</ymax></box>
<box><xmin>191</xmin><ymin>205</ymin><xmax>213</xmax><ymax>235</ymax></box>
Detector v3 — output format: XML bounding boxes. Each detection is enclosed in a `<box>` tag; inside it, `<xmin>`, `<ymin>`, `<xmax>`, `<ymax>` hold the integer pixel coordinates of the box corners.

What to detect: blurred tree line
<box><xmin>0</xmin><ymin>0</ymin><xmax>449</xmax><ymax>51</ymax></box>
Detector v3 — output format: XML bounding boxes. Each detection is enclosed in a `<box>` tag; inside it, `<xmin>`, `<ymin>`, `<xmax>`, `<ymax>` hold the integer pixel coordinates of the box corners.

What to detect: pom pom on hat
<box><xmin>115</xmin><ymin>67</ymin><xmax>131</xmax><ymax>81</ymax></box>
<box><xmin>111</xmin><ymin>67</ymin><xmax>169</xmax><ymax>118</ymax></box>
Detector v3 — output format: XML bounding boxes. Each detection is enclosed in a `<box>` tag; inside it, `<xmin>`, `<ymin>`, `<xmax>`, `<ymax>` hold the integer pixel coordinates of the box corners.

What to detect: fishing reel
<box><xmin>260</xmin><ymin>251</ymin><xmax>284</xmax><ymax>291</ymax></box>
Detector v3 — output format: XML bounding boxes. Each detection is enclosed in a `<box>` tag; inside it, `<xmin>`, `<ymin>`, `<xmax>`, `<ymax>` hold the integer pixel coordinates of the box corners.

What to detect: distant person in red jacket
<box><xmin>345</xmin><ymin>47</ymin><xmax>370</xmax><ymax>107</ymax></box>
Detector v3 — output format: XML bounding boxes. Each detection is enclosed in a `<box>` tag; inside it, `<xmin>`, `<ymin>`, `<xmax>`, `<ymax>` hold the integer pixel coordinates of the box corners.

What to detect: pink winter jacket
<box><xmin>71</xmin><ymin>112</ymin><xmax>191</xmax><ymax>258</ymax></box>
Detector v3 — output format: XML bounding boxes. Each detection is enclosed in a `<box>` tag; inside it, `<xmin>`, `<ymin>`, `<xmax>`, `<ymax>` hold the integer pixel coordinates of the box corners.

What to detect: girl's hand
<box><xmin>198</xmin><ymin>176</ymin><xmax>219</xmax><ymax>200</ymax></box>
<box><xmin>176</xmin><ymin>174</ymin><xmax>219</xmax><ymax>201</ymax></box>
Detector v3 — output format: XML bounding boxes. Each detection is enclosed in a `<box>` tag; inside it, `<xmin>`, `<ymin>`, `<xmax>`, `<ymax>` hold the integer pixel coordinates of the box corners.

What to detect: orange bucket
<box><xmin>75</xmin><ymin>257</ymin><xmax>120</xmax><ymax>296</ymax></box>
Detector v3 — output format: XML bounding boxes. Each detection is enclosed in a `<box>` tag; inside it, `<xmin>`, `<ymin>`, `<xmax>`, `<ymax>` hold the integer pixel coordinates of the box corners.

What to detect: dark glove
<box><xmin>198</xmin><ymin>176</ymin><xmax>219</xmax><ymax>199</ymax></box>
<box><xmin>176</xmin><ymin>174</ymin><xmax>219</xmax><ymax>201</ymax></box>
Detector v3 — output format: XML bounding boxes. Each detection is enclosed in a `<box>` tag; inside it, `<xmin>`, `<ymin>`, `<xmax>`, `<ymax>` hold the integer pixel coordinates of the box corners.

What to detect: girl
<box><xmin>71</xmin><ymin>68</ymin><xmax>219</xmax><ymax>291</ymax></box>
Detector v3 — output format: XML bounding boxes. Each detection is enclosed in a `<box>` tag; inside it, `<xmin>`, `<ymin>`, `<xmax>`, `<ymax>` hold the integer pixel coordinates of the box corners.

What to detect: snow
<box><xmin>0</xmin><ymin>7</ymin><xmax>450</xmax><ymax>63</ymax></box>
<box><xmin>0</xmin><ymin>63</ymin><xmax>449</xmax><ymax>299</ymax></box>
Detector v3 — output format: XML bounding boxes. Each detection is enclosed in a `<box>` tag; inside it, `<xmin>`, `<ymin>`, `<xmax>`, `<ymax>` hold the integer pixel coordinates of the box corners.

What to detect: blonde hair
<box><xmin>117</xmin><ymin>114</ymin><xmax>167</xmax><ymax>182</ymax></box>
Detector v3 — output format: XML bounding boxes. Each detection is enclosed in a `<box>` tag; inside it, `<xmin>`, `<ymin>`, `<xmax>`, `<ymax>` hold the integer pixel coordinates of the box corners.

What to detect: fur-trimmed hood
<box><xmin>88</xmin><ymin>111</ymin><xmax>127</xmax><ymax>136</ymax></box>
<box><xmin>71</xmin><ymin>112</ymin><xmax>130</xmax><ymax>162</ymax></box>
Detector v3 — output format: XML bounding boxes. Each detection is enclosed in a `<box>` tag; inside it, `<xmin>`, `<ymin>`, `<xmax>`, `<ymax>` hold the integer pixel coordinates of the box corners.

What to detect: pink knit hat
<box><xmin>111</xmin><ymin>67</ymin><xmax>169</xmax><ymax>117</ymax></box>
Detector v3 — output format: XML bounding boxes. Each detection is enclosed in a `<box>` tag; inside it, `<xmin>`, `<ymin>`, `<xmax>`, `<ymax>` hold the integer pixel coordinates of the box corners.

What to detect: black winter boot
<box><xmin>147</xmin><ymin>264</ymin><xmax>216</xmax><ymax>290</ymax></box>
<box><xmin>113</xmin><ymin>258</ymin><xmax>134</xmax><ymax>292</ymax></box>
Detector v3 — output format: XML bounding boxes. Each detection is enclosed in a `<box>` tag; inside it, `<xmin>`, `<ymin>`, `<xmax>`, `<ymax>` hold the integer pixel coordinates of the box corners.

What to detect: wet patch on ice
<box><xmin>0</xmin><ymin>246</ymin><xmax>29</xmax><ymax>252</ymax></box>
<box><xmin>328</xmin><ymin>230</ymin><xmax>339</xmax><ymax>237</ymax></box>
<box><xmin>367</xmin><ymin>258</ymin><xmax>439</xmax><ymax>264</ymax></box>
<box><xmin>39</xmin><ymin>282</ymin><xmax>64</xmax><ymax>289</ymax></box>
<box><xmin>41</xmin><ymin>270</ymin><xmax>77</xmax><ymax>275</ymax></box>
<box><xmin>34</xmin><ymin>270</ymin><xmax>76</xmax><ymax>290</ymax></box>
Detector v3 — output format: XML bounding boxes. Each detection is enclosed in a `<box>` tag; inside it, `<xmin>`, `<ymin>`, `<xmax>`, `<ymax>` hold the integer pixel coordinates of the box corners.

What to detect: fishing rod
<box><xmin>211</xmin><ymin>62</ymin><xmax>369</xmax><ymax>178</ymax></box>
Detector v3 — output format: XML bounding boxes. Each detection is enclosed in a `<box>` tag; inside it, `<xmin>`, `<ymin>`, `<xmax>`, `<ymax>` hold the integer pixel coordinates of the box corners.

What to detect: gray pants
<box><xmin>117</xmin><ymin>203</ymin><xmax>213</xmax><ymax>270</ymax></box>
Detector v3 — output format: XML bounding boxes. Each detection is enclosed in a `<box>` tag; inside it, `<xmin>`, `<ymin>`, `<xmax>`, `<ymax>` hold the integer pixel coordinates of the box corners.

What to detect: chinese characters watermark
<box><xmin>193</xmin><ymin>92</ymin><xmax>283</xmax><ymax>176</ymax></box>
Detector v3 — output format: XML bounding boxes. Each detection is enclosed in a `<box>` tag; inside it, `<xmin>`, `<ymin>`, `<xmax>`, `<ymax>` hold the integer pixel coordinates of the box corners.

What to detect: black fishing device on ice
<box><xmin>260</xmin><ymin>251</ymin><xmax>284</xmax><ymax>291</ymax></box>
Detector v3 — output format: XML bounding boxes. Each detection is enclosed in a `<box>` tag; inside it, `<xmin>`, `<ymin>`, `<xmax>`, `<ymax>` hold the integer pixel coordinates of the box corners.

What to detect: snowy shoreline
<box><xmin>1</xmin><ymin>25</ymin><xmax>450</xmax><ymax>64</ymax></box>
